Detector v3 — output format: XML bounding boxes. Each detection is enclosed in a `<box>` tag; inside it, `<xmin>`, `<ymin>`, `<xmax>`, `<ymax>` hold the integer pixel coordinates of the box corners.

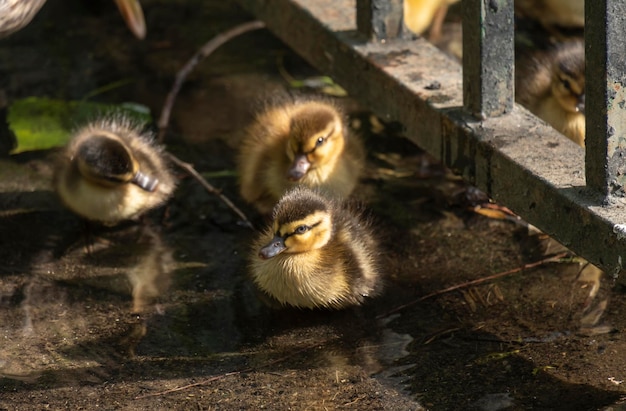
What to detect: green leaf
<box><xmin>7</xmin><ymin>97</ymin><xmax>152</xmax><ymax>153</ymax></box>
<box><xmin>288</xmin><ymin>76</ymin><xmax>347</xmax><ymax>97</ymax></box>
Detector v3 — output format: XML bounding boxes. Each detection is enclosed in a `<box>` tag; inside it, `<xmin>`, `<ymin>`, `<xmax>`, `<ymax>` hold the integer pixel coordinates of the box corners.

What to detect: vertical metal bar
<box><xmin>356</xmin><ymin>0</ymin><xmax>405</xmax><ymax>41</ymax></box>
<box><xmin>462</xmin><ymin>0</ymin><xmax>514</xmax><ymax>118</ymax></box>
<box><xmin>585</xmin><ymin>0</ymin><xmax>626</xmax><ymax>198</ymax></box>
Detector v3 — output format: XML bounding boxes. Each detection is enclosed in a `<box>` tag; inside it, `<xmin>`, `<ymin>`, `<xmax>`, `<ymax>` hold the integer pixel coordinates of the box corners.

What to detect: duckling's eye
<box><xmin>294</xmin><ymin>225</ymin><xmax>309</xmax><ymax>234</ymax></box>
<box><xmin>315</xmin><ymin>137</ymin><xmax>325</xmax><ymax>147</ymax></box>
<box><xmin>561</xmin><ymin>78</ymin><xmax>572</xmax><ymax>91</ymax></box>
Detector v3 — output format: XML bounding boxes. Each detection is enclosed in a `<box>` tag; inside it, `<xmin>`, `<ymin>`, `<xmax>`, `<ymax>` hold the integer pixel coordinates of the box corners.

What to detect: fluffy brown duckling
<box><xmin>516</xmin><ymin>39</ymin><xmax>585</xmax><ymax>147</ymax></box>
<box><xmin>0</xmin><ymin>0</ymin><xmax>146</xmax><ymax>39</ymax></box>
<box><xmin>238</xmin><ymin>98</ymin><xmax>365</xmax><ymax>214</ymax></box>
<box><xmin>249</xmin><ymin>186</ymin><xmax>382</xmax><ymax>309</ymax></box>
<box><xmin>54</xmin><ymin>117</ymin><xmax>176</xmax><ymax>225</ymax></box>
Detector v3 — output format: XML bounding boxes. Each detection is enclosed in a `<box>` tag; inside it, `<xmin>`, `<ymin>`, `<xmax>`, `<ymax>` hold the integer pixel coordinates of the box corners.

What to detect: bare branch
<box><xmin>377</xmin><ymin>252</ymin><xmax>569</xmax><ymax>319</ymax></box>
<box><xmin>134</xmin><ymin>340</ymin><xmax>327</xmax><ymax>399</ymax></box>
<box><xmin>157</xmin><ymin>20</ymin><xmax>266</xmax><ymax>143</ymax></box>
<box><xmin>166</xmin><ymin>152</ymin><xmax>254</xmax><ymax>229</ymax></box>
<box><xmin>155</xmin><ymin>21</ymin><xmax>266</xmax><ymax>229</ymax></box>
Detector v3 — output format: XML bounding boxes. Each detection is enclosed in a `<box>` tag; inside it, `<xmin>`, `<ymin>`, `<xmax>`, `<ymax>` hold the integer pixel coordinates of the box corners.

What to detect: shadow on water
<box><xmin>2</xmin><ymin>116</ymin><xmax>625</xmax><ymax>410</ymax></box>
<box><xmin>393</xmin><ymin>326</ymin><xmax>624</xmax><ymax>410</ymax></box>
<box><xmin>3</xmin><ymin>265</ymin><xmax>624</xmax><ymax>410</ymax></box>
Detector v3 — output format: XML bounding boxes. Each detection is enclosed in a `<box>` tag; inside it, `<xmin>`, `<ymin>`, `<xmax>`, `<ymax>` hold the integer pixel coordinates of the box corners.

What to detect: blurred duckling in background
<box><xmin>403</xmin><ymin>0</ymin><xmax>459</xmax><ymax>42</ymax></box>
<box><xmin>54</xmin><ymin>117</ymin><xmax>176</xmax><ymax>225</ymax></box>
<box><xmin>249</xmin><ymin>186</ymin><xmax>382</xmax><ymax>309</ymax></box>
<box><xmin>238</xmin><ymin>98</ymin><xmax>365</xmax><ymax>214</ymax></box>
<box><xmin>112</xmin><ymin>0</ymin><xmax>146</xmax><ymax>39</ymax></box>
<box><xmin>0</xmin><ymin>0</ymin><xmax>46</xmax><ymax>37</ymax></box>
<box><xmin>516</xmin><ymin>39</ymin><xmax>585</xmax><ymax>147</ymax></box>
<box><xmin>515</xmin><ymin>0</ymin><xmax>584</xmax><ymax>33</ymax></box>
<box><xmin>0</xmin><ymin>0</ymin><xmax>146</xmax><ymax>39</ymax></box>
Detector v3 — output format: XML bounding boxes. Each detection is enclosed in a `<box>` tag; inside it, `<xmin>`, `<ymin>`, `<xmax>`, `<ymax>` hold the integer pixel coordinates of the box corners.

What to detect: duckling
<box><xmin>403</xmin><ymin>0</ymin><xmax>459</xmax><ymax>42</ymax></box>
<box><xmin>54</xmin><ymin>117</ymin><xmax>176</xmax><ymax>225</ymax></box>
<box><xmin>238</xmin><ymin>98</ymin><xmax>365</xmax><ymax>214</ymax></box>
<box><xmin>515</xmin><ymin>0</ymin><xmax>584</xmax><ymax>32</ymax></box>
<box><xmin>516</xmin><ymin>39</ymin><xmax>585</xmax><ymax>147</ymax></box>
<box><xmin>249</xmin><ymin>186</ymin><xmax>382</xmax><ymax>309</ymax></box>
<box><xmin>0</xmin><ymin>0</ymin><xmax>146</xmax><ymax>39</ymax></box>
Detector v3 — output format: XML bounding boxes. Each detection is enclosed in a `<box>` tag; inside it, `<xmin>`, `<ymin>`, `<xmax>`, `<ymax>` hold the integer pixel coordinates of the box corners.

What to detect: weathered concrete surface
<box><xmin>586</xmin><ymin>0</ymin><xmax>626</xmax><ymax>197</ymax></box>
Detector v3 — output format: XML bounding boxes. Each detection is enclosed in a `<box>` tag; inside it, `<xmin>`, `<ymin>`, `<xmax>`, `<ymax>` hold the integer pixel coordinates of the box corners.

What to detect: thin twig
<box><xmin>166</xmin><ymin>152</ymin><xmax>254</xmax><ymax>230</ymax></box>
<box><xmin>377</xmin><ymin>252</ymin><xmax>569</xmax><ymax>319</ymax></box>
<box><xmin>157</xmin><ymin>20</ymin><xmax>266</xmax><ymax>143</ymax></box>
<box><xmin>134</xmin><ymin>341</ymin><xmax>327</xmax><ymax>399</ymax></box>
<box><xmin>155</xmin><ymin>21</ymin><xmax>265</xmax><ymax>229</ymax></box>
<box><xmin>135</xmin><ymin>371</ymin><xmax>242</xmax><ymax>399</ymax></box>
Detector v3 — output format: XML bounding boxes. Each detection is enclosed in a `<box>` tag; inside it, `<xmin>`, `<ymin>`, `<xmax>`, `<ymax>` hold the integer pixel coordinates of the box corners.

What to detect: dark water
<box><xmin>1</xmin><ymin>1</ymin><xmax>625</xmax><ymax>410</ymax></box>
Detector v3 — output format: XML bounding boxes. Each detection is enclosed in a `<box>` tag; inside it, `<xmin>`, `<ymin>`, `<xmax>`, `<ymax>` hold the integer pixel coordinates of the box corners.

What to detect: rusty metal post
<box><xmin>462</xmin><ymin>0</ymin><xmax>514</xmax><ymax>118</ymax></box>
<box><xmin>356</xmin><ymin>0</ymin><xmax>406</xmax><ymax>41</ymax></box>
<box><xmin>585</xmin><ymin>0</ymin><xmax>626</xmax><ymax>198</ymax></box>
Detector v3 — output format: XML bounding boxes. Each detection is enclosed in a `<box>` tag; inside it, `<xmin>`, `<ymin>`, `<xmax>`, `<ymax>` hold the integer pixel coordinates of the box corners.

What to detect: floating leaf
<box><xmin>473</xmin><ymin>204</ymin><xmax>520</xmax><ymax>221</ymax></box>
<box><xmin>277</xmin><ymin>52</ymin><xmax>348</xmax><ymax>97</ymax></box>
<box><xmin>475</xmin><ymin>350</ymin><xmax>521</xmax><ymax>365</ymax></box>
<box><xmin>8</xmin><ymin>97</ymin><xmax>152</xmax><ymax>153</ymax></box>
<box><xmin>473</xmin><ymin>206</ymin><xmax>510</xmax><ymax>220</ymax></box>
<box><xmin>288</xmin><ymin>76</ymin><xmax>347</xmax><ymax>97</ymax></box>
<box><xmin>532</xmin><ymin>365</ymin><xmax>556</xmax><ymax>375</ymax></box>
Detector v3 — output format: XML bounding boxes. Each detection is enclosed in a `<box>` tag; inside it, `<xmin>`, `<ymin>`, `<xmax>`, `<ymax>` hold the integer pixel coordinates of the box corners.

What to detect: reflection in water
<box><xmin>125</xmin><ymin>226</ymin><xmax>174</xmax><ymax>314</ymax></box>
<box><xmin>0</xmin><ymin>222</ymin><xmax>174</xmax><ymax>382</ymax></box>
<box><xmin>472</xmin><ymin>393</ymin><xmax>514</xmax><ymax>411</ymax></box>
<box><xmin>312</xmin><ymin>324</ymin><xmax>413</xmax><ymax>378</ymax></box>
<box><xmin>525</xmin><ymin>228</ymin><xmax>615</xmax><ymax>335</ymax></box>
<box><xmin>57</xmin><ymin>223</ymin><xmax>175</xmax><ymax>315</ymax></box>
<box><xmin>576</xmin><ymin>263</ymin><xmax>613</xmax><ymax>335</ymax></box>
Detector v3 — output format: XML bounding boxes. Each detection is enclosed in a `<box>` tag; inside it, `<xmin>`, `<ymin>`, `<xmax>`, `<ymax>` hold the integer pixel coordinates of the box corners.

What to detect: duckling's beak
<box><xmin>131</xmin><ymin>171</ymin><xmax>159</xmax><ymax>192</ymax></box>
<box><xmin>259</xmin><ymin>235</ymin><xmax>286</xmax><ymax>259</ymax></box>
<box><xmin>576</xmin><ymin>93</ymin><xmax>585</xmax><ymax>114</ymax></box>
<box><xmin>287</xmin><ymin>154</ymin><xmax>311</xmax><ymax>181</ymax></box>
<box><xmin>114</xmin><ymin>0</ymin><xmax>146</xmax><ymax>39</ymax></box>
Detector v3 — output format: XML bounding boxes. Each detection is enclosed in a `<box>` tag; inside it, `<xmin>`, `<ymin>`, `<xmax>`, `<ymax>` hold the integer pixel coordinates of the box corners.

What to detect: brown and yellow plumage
<box><xmin>516</xmin><ymin>39</ymin><xmax>585</xmax><ymax>147</ymax></box>
<box><xmin>238</xmin><ymin>98</ymin><xmax>365</xmax><ymax>214</ymax></box>
<box><xmin>249</xmin><ymin>187</ymin><xmax>382</xmax><ymax>309</ymax></box>
<box><xmin>54</xmin><ymin>116</ymin><xmax>176</xmax><ymax>225</ymax></box>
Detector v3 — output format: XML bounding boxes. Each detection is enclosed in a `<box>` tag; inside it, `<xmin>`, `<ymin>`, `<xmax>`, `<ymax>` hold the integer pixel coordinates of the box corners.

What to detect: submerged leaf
<box><xmin>288</xmin><ymin>76</ymin><xmax>347</xmax><ymax>97</ymax></box>
<box><xmin>8</xmin><ymin>97</ymin><xmax>152</xmax><ymax>153</ymax></box>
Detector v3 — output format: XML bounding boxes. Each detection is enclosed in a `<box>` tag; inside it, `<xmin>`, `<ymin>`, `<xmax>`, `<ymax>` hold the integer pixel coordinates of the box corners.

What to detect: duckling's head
<box><xmin>285</xmin><ymin>102</ymin><xmax>345</xmax><ymax>181</ymax></box>
<box><xmin>259</xmin><ymin>188</ymin><xmax>333</xmax><ymax>259</ymax></box>
<box><xmin>550</xmin><ymin>41</ymin><xmax>585</xmax><ymax>115</ymax></box>
<box><xmin>75</xmin><ymin>133</ymin><xmax>159</xmax><ymax>192</ymax></box>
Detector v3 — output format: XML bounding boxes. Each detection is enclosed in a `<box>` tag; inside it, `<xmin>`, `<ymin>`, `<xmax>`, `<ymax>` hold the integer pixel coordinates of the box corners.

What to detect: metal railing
<box><xmin>237</xmin><ymin>0</ymin><xmax>626</xmax><ymax>280</ymax></box>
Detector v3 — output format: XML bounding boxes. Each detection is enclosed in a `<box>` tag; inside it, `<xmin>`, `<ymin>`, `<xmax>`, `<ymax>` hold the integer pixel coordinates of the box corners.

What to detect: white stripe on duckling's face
<box><xmin>259</xmin><ymin>210</ymin><xmax>332</xmax><ymax>258</ymax></box>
